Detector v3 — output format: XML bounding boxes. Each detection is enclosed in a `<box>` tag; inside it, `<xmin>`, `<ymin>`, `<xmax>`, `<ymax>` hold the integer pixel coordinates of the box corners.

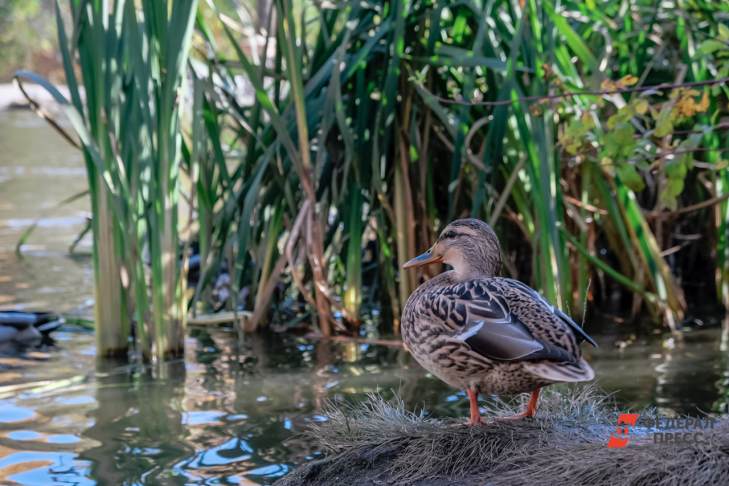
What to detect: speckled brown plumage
<box><xmin>401</xmin><ymin>218</ymin><xmax>595</xmax><ymax>421</ymax></box>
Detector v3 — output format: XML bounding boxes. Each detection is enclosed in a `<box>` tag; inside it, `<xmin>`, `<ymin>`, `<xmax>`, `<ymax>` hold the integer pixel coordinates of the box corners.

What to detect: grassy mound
<box><xmin>276</xmin><ymin>387</ymin><xmax>729</xmax><ymax>486</ymax></box>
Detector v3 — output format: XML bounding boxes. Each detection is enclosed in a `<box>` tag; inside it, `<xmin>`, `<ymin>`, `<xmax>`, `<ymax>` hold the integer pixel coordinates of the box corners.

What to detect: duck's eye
<box><xmin>442</xmin><ymin>231</ymin><xmax>458</xmax><ymax>240</ymax></box>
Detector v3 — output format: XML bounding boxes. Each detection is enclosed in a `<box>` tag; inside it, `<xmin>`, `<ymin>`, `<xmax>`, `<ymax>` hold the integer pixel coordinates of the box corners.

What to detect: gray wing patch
<box><xmin>456</xmin><ymin>318</ymin><xmax>577</xmax><ymax>362</ymax></box>
<box><xmin>456</xmin><ymin>319</ymin><xmax>542</xmax><ymax>361</ymax></box>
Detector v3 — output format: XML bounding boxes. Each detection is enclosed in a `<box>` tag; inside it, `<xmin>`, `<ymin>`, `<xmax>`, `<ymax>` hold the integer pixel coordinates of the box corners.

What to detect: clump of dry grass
<box><xmin>276</xmin><ymin>386</ymin><xmax>729</xmax><ymax>486</ymax></box>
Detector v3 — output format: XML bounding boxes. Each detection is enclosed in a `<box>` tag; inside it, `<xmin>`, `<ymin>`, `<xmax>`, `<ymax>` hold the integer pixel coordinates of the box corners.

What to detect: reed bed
<box><xmin>17</xmin><ymin>0</ymin><xmax>198</xmax><ymax>360</ymax></box>
<box><xmin>17</xmin><ymin>0</ymin><xmax>729</xmax><ymax>357</ymax></box>
<box><xmin>190</xmin><ymin>0</ymin><xmax>729</xmax><ymax>334</ymax></box>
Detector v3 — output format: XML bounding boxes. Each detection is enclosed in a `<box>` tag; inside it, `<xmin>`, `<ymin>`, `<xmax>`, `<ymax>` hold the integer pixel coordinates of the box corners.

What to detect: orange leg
<box><xmin>497</xmin><ymin>387</ymin><xmax>541</xmax><ymax>421</ymax></box>
<box><xmin>523</xmin><ymin>387</ymin><xmax>541</xmax><ymax>417</ymax></box>
<box><xmin>467</xmin><ymin>388</ymin><xmax>482</xmax><ymax>425</ymax></box>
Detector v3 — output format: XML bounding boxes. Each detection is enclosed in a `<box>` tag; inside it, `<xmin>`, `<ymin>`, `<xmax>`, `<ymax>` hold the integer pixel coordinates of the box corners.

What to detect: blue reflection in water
<box><xmin>0</xmin><ymin>402</ymin><xmax>36</xmax><ymax>423</ymax></box>
<box><xmin>182</xmin><ymin>410</ymin><xmax>227</xmax><ymax>426</ymax></box>
<box><xmin>7</xmin><ymin>430</ymin><xmax>42</xmax><ymax>441</ymax></box>
<box><xmin>0</xmin><ymin>451</ymin><xmax>94</xmax><ymax>485</ymax></box>
<box><xmin>46</xmin><ymin>434</ymin><xmax>81</xmax><ymax>444</ymax></box>
<box><xmin>181</xmin><ymin>438</ymin><xmax>254</xmax><ymax>468</ymax></box>
<box><xmin>246</xmin><ymin>464</ymin><xmax>290</xmax><ymax>478</ymax></box>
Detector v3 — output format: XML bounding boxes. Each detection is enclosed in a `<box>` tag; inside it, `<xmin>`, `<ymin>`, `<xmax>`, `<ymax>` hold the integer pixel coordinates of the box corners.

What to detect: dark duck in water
<box><xmin>0</xmin><ymin>311</ymin><xmax>62</xmax><ymax>344</ymax></box>
<box><xmin>401</xmin><ymin>218</ymin><xmax>596</xmax><ymax>425</ymax></box>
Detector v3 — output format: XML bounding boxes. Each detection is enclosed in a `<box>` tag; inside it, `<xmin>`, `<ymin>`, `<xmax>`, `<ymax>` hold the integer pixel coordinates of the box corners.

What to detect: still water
<box><xmin>1</xmin><ymin>109</ymin><xmax>728</xmax><ymax>484</ymax></box>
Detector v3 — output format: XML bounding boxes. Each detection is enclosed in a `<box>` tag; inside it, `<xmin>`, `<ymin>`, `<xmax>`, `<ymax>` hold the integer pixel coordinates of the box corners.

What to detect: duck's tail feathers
<box><xmin>524</xmin><ymin>358</ymin><xmax>595</xmax><ymax>383</ymax></box>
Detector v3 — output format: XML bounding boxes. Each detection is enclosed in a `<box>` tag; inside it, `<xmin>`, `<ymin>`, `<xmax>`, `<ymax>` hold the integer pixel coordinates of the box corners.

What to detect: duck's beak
<box><xmin>403</xmin><ymin>249</ymin><xmax>443</xmax><ymax>269</ymax></box>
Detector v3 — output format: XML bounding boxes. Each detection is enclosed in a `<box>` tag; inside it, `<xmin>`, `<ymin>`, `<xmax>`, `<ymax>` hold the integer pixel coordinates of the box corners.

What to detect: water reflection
<box><xmin>0</xmin><ymin>110</ymin><xmax>92</xmax><ymax>314</ymax></box>
<box><xmin>83</xmin><ymin>360</ymin><xmax>190</xmax><ymax>484</ymax></box>
<box><xmin>588</xmin><ymin>326</ymin><xmax>728</xmax><ymax>414</ymax></box>
<box><xmin>0</xmin><ymin>322</ymin><xmax>726</xmax><ymax>484</ymax></box>
<box><xmin>0</xmin><ymin>330</ymin><xmax>426</xmax><ymax>484</ymax></box>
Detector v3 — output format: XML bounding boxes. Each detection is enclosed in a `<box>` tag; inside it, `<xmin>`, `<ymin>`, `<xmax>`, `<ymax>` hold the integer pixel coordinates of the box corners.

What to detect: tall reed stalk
<box><xmin>17</xmin><ymin>0</ymin><xmax>198</xmax><ymax>360</ymax></box>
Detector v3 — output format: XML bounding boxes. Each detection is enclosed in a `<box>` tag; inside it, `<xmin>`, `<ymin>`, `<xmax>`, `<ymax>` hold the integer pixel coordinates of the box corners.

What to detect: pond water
<box><xmin>1</xmin><ymin>109</ymin><xmax>728</xmax><ymax>484</ymax></box>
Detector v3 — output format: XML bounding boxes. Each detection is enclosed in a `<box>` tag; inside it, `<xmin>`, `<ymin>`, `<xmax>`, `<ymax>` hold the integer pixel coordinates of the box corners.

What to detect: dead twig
<box><xmin>647</xmin><ymin>192</ymin><xmax>729</xmax><ymax>220</ymax></box>
<box><xmin>285</xmin><ymin>200</ymin><xmax>318</xmax><ymax>311</ymax></box>
<box><xmin>13</xmin><ymin>76</ymin><xmax>81</xmax><ymax>149</ymax></box>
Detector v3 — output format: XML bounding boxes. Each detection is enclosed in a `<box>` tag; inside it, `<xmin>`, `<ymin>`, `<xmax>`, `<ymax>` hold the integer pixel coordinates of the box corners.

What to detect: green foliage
<box><xmin>698</xmin><ymin>24</ymin><xmax>729</xmax><ymax>77</ymax></box>
<box><xmin>20</xmin><ymin>0</ymin><xmax>729</xmax><ymax>339</ymax></box>
<box><xmin>186</xmin><ymin>0</ymin><xmax>729</xmax><ymax>333</ymax></box>
<box><xmin>0</xmin><ymin>0</ymin><xmax>56</xmax><ymax>80</ymax></box>
<box><xmin>17</xmin><ymin>0</ymin><xmax>199</xmax><ymax>360</ymax></box>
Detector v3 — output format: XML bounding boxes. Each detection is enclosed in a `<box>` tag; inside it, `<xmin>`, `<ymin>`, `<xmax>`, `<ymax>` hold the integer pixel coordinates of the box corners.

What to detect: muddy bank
<box><xmin>276</xmin><ymin>388</ymin><xmax>729</xmax><ymax>486</ymax></box>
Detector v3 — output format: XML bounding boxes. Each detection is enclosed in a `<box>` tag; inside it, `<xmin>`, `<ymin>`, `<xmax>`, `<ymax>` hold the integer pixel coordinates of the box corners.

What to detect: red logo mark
<box><xmin>607</xmin><ymin>413</ymin><xmax>640</xmax><ymax>448</ymax></box>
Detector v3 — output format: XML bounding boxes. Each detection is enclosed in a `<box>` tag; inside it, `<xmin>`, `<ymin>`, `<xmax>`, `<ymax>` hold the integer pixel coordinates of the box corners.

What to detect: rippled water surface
<box><xmin>1</xmin><ymin>109</ymin><xmax>728</xmax><ymax>485</ymax></box>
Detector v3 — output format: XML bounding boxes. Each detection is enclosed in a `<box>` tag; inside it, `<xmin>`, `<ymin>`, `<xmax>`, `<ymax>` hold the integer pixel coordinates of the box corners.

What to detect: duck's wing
<box><xmin>428</xmin><ymin>280</ymin><xmax>577</xmax><ymax>363</ymax></box>
<box><xmin>499</xmin><ymin>278</ymin><xmax>597</xmax><ymax>348</ymax></box>
<box><xmin>502</xmin><ymin>278</ymin><xmax>597</xmax><ymax>347</ymax></box>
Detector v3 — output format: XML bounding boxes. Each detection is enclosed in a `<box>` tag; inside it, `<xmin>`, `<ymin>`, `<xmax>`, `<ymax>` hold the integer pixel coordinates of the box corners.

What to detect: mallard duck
<box><xmin>401</xmin><ymin>218</ymin><xmax>596</xmax><ymax>425</ymax></box>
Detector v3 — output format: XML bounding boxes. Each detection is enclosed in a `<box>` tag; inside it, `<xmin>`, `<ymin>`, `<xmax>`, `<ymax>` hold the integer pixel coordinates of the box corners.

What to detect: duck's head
<box><xmin>403</xmin><ymin>218</ymin><xmax>501</xmax><ymax>280</ymax></box>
